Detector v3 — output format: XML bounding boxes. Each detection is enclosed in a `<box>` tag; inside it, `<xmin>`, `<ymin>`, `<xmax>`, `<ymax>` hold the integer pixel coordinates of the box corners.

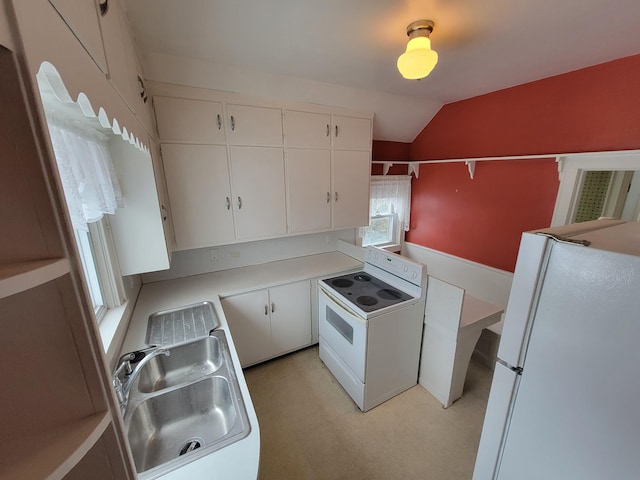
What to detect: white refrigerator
<box><xmin>473</xmin><ymin>220</ymin><xmax>640</xmax><ymax>480</ymax></box>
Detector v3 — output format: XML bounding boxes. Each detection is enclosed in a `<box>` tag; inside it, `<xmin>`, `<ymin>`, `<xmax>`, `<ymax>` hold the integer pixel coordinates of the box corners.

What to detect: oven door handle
<box><xmin>319</xmin><ymin>286</ymin><xmax>367</xmax><ymax>328</ymax></box>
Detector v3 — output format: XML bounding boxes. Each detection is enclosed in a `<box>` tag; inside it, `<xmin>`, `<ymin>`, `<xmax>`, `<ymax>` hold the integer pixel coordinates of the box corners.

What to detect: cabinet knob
<box><xmin>161</xmin><ymin>205</ymin><xmax>168</xmax><ymax>221</ymax></box>
<box><xmin>326</xmin><ymin>192</ymin><xmax>331</xmax><ymax>203</ymax></box>
<box><xmin>237</xmin><ymin>196</ymin><xmax>242</xmax><ymax>209</ymax></box>
<box><xmin>334</xmin><ymin>192</ymin><xmax>339</xmax><ymax>202</ymax></box>
<box><xmin>335</xmin><ymin>125</ymin><xmax>339</xmax><ymax>137</ymax></box>
<box><xmin>137</xmin><ymin>76</ymin><xmax>147</xmax><ymax>103</ymax></box>
<box><xmin>326</xmin><ymin>124</ymin><xmax>330</xmax><ymax>137</ymax></box>
<box><xmin>271</xmin><ymin>302</ymin><xmax>275</xmax><ymax>313</ymax></box>
<box><xmin>230</xmin><ymin>115</ymin><xmax>236</xmax><ymax>131</ymax></box>
<box><xmin>264</xmin><ymin>305</ymin><xmax>268</xmax><ymax>315</ymax></box>
<box><xmin>217</xmin><ymin>114</ymin><xmax>222</xmax><ymax>130</ymax></box>
<box><xmin>225</xmin><ymin>196</ymin><xmax>231</xmax><ymax>210</ymax></box>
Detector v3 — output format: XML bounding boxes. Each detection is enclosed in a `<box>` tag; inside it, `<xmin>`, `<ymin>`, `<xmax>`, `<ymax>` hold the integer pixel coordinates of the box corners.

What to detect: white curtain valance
<box><xmin>370</xmin><ymin>175</ymin><xmax>412</xmax><ymax>232</ymax></box>
<box><xmin>46</xmin><ymin>114</ymin><xmax>123</xmax><ymax>231</ymax></box>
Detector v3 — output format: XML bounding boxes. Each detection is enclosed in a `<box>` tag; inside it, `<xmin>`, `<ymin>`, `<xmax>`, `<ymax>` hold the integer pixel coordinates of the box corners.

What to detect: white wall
<box><xmin>142</xmin><ymin>229</ymin><xmax>357</xmax><ymax>283</ymax></box>
<box><xmin>402</xmin><ymin>242</ymin><xmax>513</xmax><ymax>334</ymax></box>
<box><xmin>139</xmin><ymin>51</ymin><xmax>441</xmax><ymax>143</ymax></box>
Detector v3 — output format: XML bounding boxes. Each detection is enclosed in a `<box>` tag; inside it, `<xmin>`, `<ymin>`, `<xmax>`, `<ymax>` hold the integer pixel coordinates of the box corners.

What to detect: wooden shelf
<box><xmin>0</xmin><ymin>411</ymin><xmax>111</xmax><ymax>480</ymax></box>
<box><xmin>0</xmin><ymin>258</ymin><xmax>70</xmax><ymax>299</ymax></box>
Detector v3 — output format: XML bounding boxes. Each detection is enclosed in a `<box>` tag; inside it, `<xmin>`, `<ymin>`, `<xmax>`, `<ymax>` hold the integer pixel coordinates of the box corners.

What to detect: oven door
<box><xmin>318</xmin><ymin>287</ymin><xmax>367</xmax><ymax>382</ymax></box>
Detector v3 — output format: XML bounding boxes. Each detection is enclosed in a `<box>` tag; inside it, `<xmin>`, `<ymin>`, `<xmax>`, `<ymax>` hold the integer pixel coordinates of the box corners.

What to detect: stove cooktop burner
<box><xmin>357</xmin><ymin>295</ymin><xmax>378</xmax><ymax>307</ymax></box>
<box><xmin>332</xmin><ymin>278</ymin><xmax>354</xmax><ymax>288</ymax></box>
<box><xmin>322</xmin><ymin>271</ymin><xmax>414</xmax><ymax>313</ymax></box>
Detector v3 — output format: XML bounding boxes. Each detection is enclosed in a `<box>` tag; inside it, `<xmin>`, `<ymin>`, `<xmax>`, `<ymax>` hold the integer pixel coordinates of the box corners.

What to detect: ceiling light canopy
<box><xmin>397</xmin><ymin>19</ymin><xmax>438</xmax><ymax>80</ymax></box>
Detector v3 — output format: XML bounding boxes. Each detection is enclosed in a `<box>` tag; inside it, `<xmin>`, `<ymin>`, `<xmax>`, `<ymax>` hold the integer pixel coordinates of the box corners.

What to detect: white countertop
<box><xmin>122</xmin><ymin>251</ymin><xmax>362</xmax><ymax>480</ymax></box>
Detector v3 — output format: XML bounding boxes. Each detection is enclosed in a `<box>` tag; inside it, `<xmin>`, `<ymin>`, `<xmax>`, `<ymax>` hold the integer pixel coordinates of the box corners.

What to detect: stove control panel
<box><xmin>364</xmin><ymin>247</ymin><xmax>425</xmax><ymax>285</ymax></box>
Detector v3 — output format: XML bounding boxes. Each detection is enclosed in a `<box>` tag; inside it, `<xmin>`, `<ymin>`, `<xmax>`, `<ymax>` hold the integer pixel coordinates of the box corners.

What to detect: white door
<box><xmin>331</xmin><ymin>115</ymin><xmax>371</xmax><ymax>150</ymax></box>
<box><xmin>229</xmin><ymin>146</ymin><xmax>287</xmax><ymax>240</ymax></box>
<box><xmin>332</xmin><ymin>150</ymin><xmax>371</xmax><ymax>229</ymax></box>
<box><xmin>221</xmin><ymin>289</ymin><xmax>273</xmax><ymax>367</ymax></box>
<box><xmin>495</xmin><ymin>242</ymin><xmax>640</xmax><ymax>479</ymax></box>
<box><xmin>270</xmin><ymin>281</ymin><xmax>312</xmax><ymax>354</ymax></box>
<box><xmin>225</xmin><ymin>104</ymin><xmax>283</xmax><ymax>146</ymax></box>
<box><xmin>284</xmin><ymin>110</ymin><xmax>331</xmax><ymax>148</ymax></box>
<box><xmin>286</xmin><ymin>148</ymin><xmax>331</xmax><ymax>233</ymax></box>
<box><xmin>162</xmin><ymin>144</ymin><xmax>235</xmax><ymax>249</ymax></box>
<box><xmin>154</xmin><ymin>96</ymin><xmax>225</xmax><ymax>144</ymax></box>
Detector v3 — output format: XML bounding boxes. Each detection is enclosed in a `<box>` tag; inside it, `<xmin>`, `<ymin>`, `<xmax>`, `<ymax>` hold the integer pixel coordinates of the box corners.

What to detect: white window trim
<box><xmin>88</xmin><ymin>217</ymin><xmax>127</xmax><ymax>314</ymax></box>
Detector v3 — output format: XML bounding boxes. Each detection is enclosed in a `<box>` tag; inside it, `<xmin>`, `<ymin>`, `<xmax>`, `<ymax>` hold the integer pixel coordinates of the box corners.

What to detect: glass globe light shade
<box><xmin>397</xmin><ymin>36</ymin><xmax>438</xmax><ymax>80</ymax></box>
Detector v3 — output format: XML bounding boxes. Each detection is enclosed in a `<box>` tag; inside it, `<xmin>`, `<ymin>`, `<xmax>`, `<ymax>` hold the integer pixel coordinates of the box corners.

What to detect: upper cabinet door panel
<box><xmin>225</xmin><ymin>104</ymin><xmax>283</xmax><ymax>146</ymax></box>
<box><xmin>332</xmin><ymin>115</ymin><xmax>372</xmax><ymax>150</ymax></box>
<box><xmin>98</xmin><ymin>0</ymin><xmax>134</xmax><ymax>108</ymax></box>
<box><xmin>284</xmin><ymin>110</ymin><xmax>331</xmax><ymax>148</ymax></box>
<box><xmin>48</xmin><ymin>0</ymin><xmax>107</xmax><ymax>73</ymax></box>
<box><xmin>154</xmin><ymin>96</ymin><xmax>225</xmax><ymax>144</ymax></box>
<box><xmin>162</xmin><ymin>144</ymin><xmax>235</xmax><ymax>249</ymax></box>
<box><xmin>229</xmin><ymin>146</ymin><xmax>286</xmax><ymax>240</ymax></box>
<box><xmin>332</xmin><ymin>150</ymin><xmax>371</xmax><ymax>229</ymax></box>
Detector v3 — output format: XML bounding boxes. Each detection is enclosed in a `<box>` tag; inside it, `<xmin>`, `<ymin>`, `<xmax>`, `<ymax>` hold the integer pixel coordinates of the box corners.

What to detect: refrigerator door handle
<box><xmin>536</xmin><ymin>232</ymin><xmax>591</xmax><ymax>247</ymax></box>
<box><xmin>497</xmin><ymin>358</ymin><xmax>523</xmax><ymax>375</ymax></box>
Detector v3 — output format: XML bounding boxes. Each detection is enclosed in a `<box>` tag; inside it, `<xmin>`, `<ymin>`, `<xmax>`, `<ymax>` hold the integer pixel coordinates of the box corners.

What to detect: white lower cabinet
<box><xmin>221</xmin><ymin>280</ymin><xmax>312</xmax><ymax>367</ymax></box>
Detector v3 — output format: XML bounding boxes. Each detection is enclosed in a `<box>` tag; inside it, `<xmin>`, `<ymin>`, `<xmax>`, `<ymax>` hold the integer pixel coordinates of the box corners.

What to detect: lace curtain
<box><xmin>46</xmin><ymin>114</ymin><xmax>123</xmax><ymax>231</ymax></box>
<box><xmin>370</xmin><ymin>175</ymin><xmax>411</xmax><ymax>232</ymax></box>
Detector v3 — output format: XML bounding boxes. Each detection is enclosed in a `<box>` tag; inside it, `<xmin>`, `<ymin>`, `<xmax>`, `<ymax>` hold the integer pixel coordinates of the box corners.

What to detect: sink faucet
<box><xmin>113</xmin><ymin>346</ymin><xmax>170</xmax><ymax>415</ymax></box>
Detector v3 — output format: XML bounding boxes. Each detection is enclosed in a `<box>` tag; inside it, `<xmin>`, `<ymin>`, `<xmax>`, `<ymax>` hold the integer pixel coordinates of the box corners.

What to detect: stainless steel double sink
<box><xmin>122</xmin><ymin>329</ymin><xmax>251</xmax><ymax>477</ymax></box>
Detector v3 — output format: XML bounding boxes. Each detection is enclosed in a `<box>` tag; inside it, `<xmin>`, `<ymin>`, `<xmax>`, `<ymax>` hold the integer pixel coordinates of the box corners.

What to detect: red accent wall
<box><xmin>371</xmin><ymin>140</ymin><xmax>411</xmax><ymax>175</ymax></box>
<box><xmin>407</xmin><ymin>159</ymin><xmax>559</xmax><ymax>272</ymax></box>
<box><xmin>405</xmin><ymin>54</ymin><xmax>640</xmax><ymax>272</ymax></box>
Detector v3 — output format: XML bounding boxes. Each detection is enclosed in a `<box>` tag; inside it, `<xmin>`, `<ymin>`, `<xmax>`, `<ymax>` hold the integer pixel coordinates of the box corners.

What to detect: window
<box><xmin>362</xmin><ymin>176</ymin><xmax>411</xmax><ymax>247</ymax></box>
<box><xmin>39</xmin><ymin>82</ymin><xmax>127</xmax><ymax>325</ymax></box>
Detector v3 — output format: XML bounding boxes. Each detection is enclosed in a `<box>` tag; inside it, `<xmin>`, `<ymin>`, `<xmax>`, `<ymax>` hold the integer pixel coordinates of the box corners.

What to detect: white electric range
<box><xmin>318</xmin><ymin>247</ymin><xmax>427</xmax><ymax>411</ymax></box>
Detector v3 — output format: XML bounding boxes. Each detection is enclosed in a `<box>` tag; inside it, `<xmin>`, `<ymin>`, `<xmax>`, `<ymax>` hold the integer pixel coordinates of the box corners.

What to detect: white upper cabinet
<box><xmin>98</xmin><ymin>0</ymin><xmax>134</xmax><ymax>110</ymax></box>
<box><xmin>284</xmin><ymin>110</ymin><xmax>331</xmax><ymax>148</ymax></box>
<box><xmin>108</xmin><ymin>138</ymin><xmax>171</xmax><ymax>275</ymax></box>
<box><xmin>150</xmin><ymin>83</ymin><xmax>372</xmax><ymax>247</ymax></box>
<box><xmin>162</xmin><ymin>144</ymin><xmax>235</xmax><ymax>249</ymax></box>
<box><xmin>154</xmin><ymin>96</ymin><xmax>226</xmax><ymax>144</ymax></box>
<box><xmin>332</xmin><ymin>115</ymin><xmax>372</xmax><ymax>150</ymax></box>
<box><xmin>225</xmin><ymin>104</ymin><xmax>283</xmax><ymax>146</ymax></box>
<box><xmin>332</xmin><ymin>150</ymin><xmax>371</xmax><ymax>229</ymax></box>
<box><xmin>229</xmin><ymin>146</ymin><xmax>287</xmax><ymax>240</ymax></box>
<box><xmin>48</xmin><ymin>0</ymin><xmax>108</xmax><ymax>73</ymax></box>
<box><xmin>286</xmin><ymin>148</ymin><xmax>332</xmax><ymax>233</ymax></box>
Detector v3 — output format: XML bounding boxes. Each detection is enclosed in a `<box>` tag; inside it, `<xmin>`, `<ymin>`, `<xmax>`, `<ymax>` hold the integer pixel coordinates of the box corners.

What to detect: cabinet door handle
<box><xmin>237</xmin><ymin>196</ymin><xmax>242</xmax><ymax>209</ymax></box>
<box><xmin>217</xmin><ymin>114</ymin><xmax>222</xmax><ymax>130</ymax></box>
<box><xmin>264</xmin><ymin>305</ymin><xmax>269</xmax><ymax>315</ymax></box>
<box><xmin>230</xmin><ymin>115</ymin><xmax>235</xmax><ymax>131</ymax></box>
<box><xmin>326</xmin><ymin>191</ymin><xmax>331</xmax><ymax>203</ymax></box>
<box><xmin>326</xmin><ymin>124</ymin><xmax>330</xmax><ymax>137</ymax></box>
<box><xmin>335</xmin><ymin>125</ymin><xmax>339</xmax><ymax>137</ymax></box>
<box><xmin>99</xmin><ymin>0</ymin><xmax>109</xmax><ymax>16</ymax></box>
<box><xmin>225</xmin><ymin>196</ymin><xmax>231</xmax><ymax>210</ymax></box>
<box><xmin>161</xmin><ymin>205</ymin><xmax>168</xmax><ymax>221</ymax></box>
<box><xmin>137</xmin><ymin>76</ymin><xmax>148</xmax><ymax>103</ymax></box>
<box><xmin>334</xmin><ymin>192</ymin><xmax>339</xmax><ymax>202</ymax></box>
<box><xmin>271</xmin><ymin>302</ymin><xmax>275</xmax><ymax>313</ymax></box>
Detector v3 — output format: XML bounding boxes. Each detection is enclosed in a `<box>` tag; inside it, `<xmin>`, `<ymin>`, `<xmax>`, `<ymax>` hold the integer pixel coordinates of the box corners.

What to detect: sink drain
<box><xmin>179</xmin><ymin>439</ymin><xmax>203</xmax><ymax>456</ymax></box>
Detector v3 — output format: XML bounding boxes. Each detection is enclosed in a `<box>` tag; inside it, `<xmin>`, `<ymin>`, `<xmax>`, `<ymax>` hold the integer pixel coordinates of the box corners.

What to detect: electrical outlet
<box><xmin>209</xmin><ymin>248</ymin><xmax>218</xmax><ymax>262</ymax></box>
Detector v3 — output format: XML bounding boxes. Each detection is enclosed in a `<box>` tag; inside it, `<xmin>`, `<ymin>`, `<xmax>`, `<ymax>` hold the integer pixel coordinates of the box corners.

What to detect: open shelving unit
<box><xmin>0</xmin><ymin>24</ymin><xmax>135</xmax><ymax>480</ymax></box>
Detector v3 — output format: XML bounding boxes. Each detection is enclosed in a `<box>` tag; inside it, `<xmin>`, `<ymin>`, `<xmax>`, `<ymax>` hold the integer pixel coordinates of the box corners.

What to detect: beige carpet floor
<box><xmin>243</xmin><ymin>346</ymin><xmax>493</xmax><ymax>480</ymax></box>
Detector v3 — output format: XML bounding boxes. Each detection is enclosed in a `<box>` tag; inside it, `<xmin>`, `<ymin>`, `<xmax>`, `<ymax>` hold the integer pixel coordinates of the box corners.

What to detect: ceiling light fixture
<box><xmin>397</xmin><ymin>19</ymin><xmax>438</xmax><ymax>80</ymax></box>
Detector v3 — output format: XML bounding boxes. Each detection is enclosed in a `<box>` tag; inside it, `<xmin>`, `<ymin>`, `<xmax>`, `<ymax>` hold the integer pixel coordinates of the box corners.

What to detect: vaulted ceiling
<box><xmin>123</xmin><ymin>0</ymin><xmax>640</xmax><ymax>142</ymax></box>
